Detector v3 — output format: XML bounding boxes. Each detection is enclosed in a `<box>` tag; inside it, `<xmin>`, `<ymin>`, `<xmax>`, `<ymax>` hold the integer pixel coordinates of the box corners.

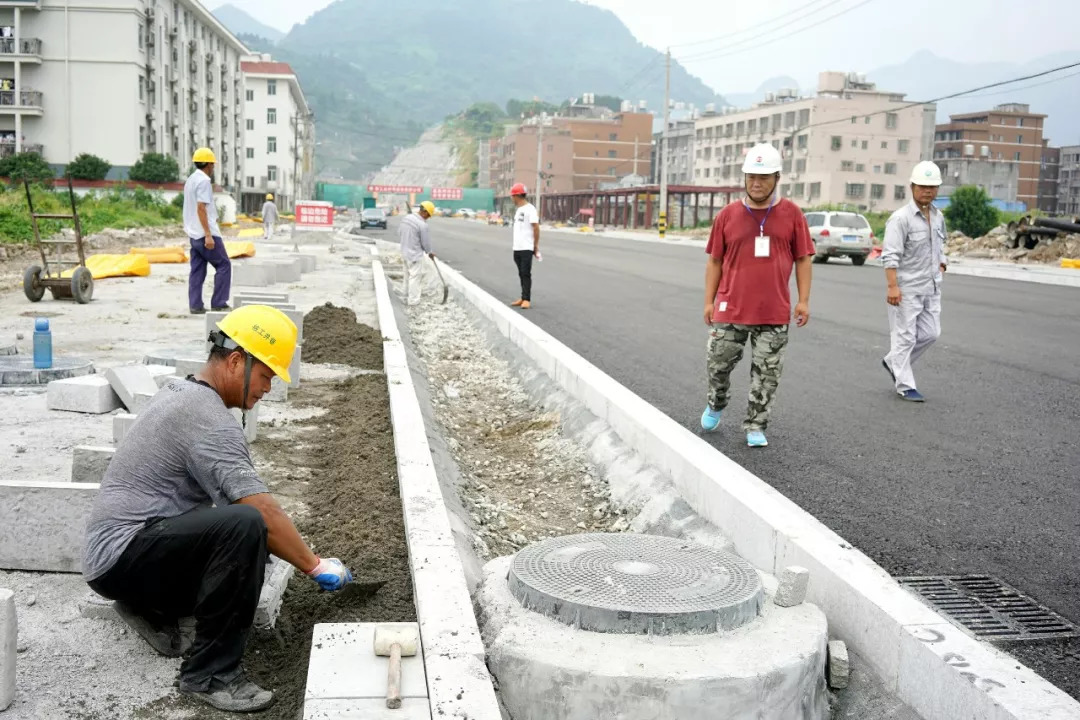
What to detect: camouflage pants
<box><xmin>706</xmin><ymin>324</ymin><xmax>789</xmax><ymax>431</ymax></box>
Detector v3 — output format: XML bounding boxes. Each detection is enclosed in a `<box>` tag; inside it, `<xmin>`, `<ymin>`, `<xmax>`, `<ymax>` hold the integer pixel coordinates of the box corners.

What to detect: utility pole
<box><xmin>634</xmin><ymin>135</ymin><xmax>639</xmax><ymax>177</ymax></box>
<box><xmin>535</xmin><ymin>115</ymin><xmax>544</xmax><ymax>221</ymax></box>
<box><xmin>659</xmin><ymin>47</ymin><xmax>670</xmax><ymax>239</ymax></box>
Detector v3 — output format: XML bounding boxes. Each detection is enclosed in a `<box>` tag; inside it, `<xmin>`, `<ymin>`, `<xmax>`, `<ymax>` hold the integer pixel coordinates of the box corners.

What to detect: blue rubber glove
<box><xmin>306</xmin><ymin>557</ymin><xmax>353</xmax><ymax>591</ymax></box>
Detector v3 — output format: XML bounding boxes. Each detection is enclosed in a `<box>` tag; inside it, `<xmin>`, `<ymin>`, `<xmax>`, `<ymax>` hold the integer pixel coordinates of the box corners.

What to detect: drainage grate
<box><xmin>898</xmin><ymin>575</ymin><xmax>1080</xmax><ymax>642</ymax></box>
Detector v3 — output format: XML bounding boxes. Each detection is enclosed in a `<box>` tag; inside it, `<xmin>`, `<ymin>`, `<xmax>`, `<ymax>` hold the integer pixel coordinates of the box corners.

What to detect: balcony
<box><xmin>0</xmin><ymin>142</ymin><xmax>42</xmax><ymax>158</ymax></box>
<box><xmin>0</xmin><ymin>38</ymin><xmax>42</xmax><ymax>62</ymax></box>
<box><xmin>0</xmin><ymin>89</ymin><xmax>42</xmax><ymax>114</ymax></box>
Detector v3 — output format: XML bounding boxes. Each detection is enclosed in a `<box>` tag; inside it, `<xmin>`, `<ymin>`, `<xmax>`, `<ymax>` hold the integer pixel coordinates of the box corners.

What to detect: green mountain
<box><xmin>279</xmin><ymin>0</ymin><xmax>722</xmax><ymax>125</ymax></box>
<box><xmin>212</xmin><ymin>3</ymin><xmax>284</xmax><ymax>43</ymax></box>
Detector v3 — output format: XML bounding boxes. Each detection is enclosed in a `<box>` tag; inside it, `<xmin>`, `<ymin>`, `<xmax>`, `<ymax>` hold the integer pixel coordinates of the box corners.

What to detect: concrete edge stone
<box><xmin>254</xmin><ymin>557</ymin><xmax>294</xmax><ymax>629</ymax></box>
<box><xmin>0</xmin><ymin>587</ymin><xmax>14</xmax><ymax>711</ymax></box>
<box><xmin>435</xmin><ymin>260</ymin><xmax>1080</xmax><ymax>720</ymax></box>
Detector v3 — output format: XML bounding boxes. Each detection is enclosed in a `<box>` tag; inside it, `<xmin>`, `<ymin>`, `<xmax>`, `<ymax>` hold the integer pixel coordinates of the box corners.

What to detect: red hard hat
<box><xmin>510</xmin><ymin>183</ymin><xmax>527</xmax><ymax>196</ymax></box>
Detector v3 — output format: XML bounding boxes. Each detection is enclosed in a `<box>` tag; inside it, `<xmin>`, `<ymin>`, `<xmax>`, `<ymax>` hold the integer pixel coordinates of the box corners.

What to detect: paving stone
<box><xmin>0</xmin><ymin>588</ymin><xmax>14</xmax><ymax>711</ymax></box>
<box><xmin>255</xmin><ymin>557</ymin><xmax>294</xmax><ymax>628</ymax></box>
<box><xmin>288</xmin><ymin>346</ymin><xmax>301</xmax><ymax>389</ymax></box>
<box><xmin>827</xmin><ymin>639</ymin><xmax>850</xmax><ymax>689</ymax></box>
<box><xmin>233</xmin><ymin>291</ymin><xmax>289</xmax><ymax>305</ymax></box>
<box><xmin>145</xmin><ymin>364</ymin><xmax>177</xmax><ymax>389</ymax></box>
<box><xmin>233</xmin><ymin>263</ymin><xmax>273</xmax><ymax>287</ymax></box>
<box><xmin>130</xmin><ymin>391</ymin><xmax>156</xmax><ymax>414</ymax></box>
<box><xmin>235</xmin><ymin>299</ymin><xmax>297</xmax><ymax>311</ymax></box>
<box><xmin>72</xmin><ymin>446</ymin><xmax>116</xmax><ymax>484</ymax></box>
<box><xmin>295</xmin><ymin>254</ymin><xmax>317</xmax><ymax>273</ymax></box>
<box><xmin>230</xmin><ymin>404</ymin><xmax>259</xmax><ymax>443</ymax></box>
<box><xmin>267</xmin><ymin>258</ymin><xmax>302</xmax><ymax>282</ymax></box>
<box><xmin>773</xmin><ymin>565</ymin><xmax>810</xmax><ymax>608</ymax></box>
<box><xmin>112</xmin><ymin>413</ymin><xmax>138</xmax><ymax>444</ymax></box>
<box><xmin>265</xmin><ymin>376</ymin><xmax>288</xmax><ymax>403</ymax></box>
<box><xmin>0</xmin><ymin>481</ymin><xmax>98</xmax><ymax>572</ymax></box>
<box><xmin>104</xmin><ymin>365</ymin><xmax>160</xmax><ymax>413</ymax></box>
<box><xmin>174</xmin><ymin>357</ymin><xmax>205</xmax><ymax>379</ymax></box>
<box><xmin>47</xmin><ymin>375</ymin><xmax>122</xmax><ymax>414</ymax></box>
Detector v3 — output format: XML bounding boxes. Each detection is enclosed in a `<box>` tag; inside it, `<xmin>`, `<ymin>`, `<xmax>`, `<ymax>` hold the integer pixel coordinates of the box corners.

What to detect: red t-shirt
<box><xmin>705</xmin><ymin>197</ymin><xmax>815</xmax><ymax>326</ymax></box>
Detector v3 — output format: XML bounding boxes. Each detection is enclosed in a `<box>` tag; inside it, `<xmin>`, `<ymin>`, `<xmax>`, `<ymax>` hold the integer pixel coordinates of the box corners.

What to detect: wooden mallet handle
<box><xmin>386</xmin><ymin>642</ymin><xmax>403</xmax><ymax>709</ymax></box>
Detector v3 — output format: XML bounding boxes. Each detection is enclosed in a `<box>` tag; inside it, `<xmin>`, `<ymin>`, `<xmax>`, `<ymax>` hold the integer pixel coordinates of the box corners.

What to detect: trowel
<box><xmin>334</xmin><ymin>577</ymin><xmax>387</xmax><ymax>602</ymax></box>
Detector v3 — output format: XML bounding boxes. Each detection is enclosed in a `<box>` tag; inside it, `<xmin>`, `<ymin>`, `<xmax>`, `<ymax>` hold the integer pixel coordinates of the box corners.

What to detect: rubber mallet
<box><xmin>373</xmin><ymin>625</ymin><xmax>419</xmax><ymax>709</ymax></box>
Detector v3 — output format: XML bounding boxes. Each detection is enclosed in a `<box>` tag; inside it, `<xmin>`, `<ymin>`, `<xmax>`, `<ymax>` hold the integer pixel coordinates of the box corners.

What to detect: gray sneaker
<box><xmin>181</xmin><ymin>673</ymin><xmax>274</xmax><ymax>713</ymax></box>
<box><xmin>113</xmin><ymin>601</ymin><xmax>188</xmax><ymax>658</ymax></box>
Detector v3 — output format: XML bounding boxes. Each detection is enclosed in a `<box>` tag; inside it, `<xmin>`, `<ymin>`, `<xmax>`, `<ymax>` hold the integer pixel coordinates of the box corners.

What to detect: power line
<box><xmin>956</xmin><ymin>68</ymin><xmax>1080</xmax><ymax>101</ymax></box>
<box><xmin>671</xmin><ymin>0</ymin><xmax>846</xmax><ymax>52</ymax></box>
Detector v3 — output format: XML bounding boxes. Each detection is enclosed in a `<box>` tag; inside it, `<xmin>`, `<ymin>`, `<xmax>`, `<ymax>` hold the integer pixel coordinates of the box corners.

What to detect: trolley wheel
<box><xmin>23</xmin><ymin>265</ymin><xmax>45</xmax><ymax>302</ymax></box>
<box><xmin>71</xmin><ymin>266</ymin><xmax>94</xmax><ymax>304</ymax></box>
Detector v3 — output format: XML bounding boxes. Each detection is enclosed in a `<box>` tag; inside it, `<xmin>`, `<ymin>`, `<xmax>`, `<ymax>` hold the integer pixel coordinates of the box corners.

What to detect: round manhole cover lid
<box><xmin>508</xmin><ymin>533</ymin><xmax>764</xmax><ymax>634</ymax></box>
<box><xmin>0</xmin><ymin>356</ymin><xmax>94</xmax><ymax>385</ymax></box>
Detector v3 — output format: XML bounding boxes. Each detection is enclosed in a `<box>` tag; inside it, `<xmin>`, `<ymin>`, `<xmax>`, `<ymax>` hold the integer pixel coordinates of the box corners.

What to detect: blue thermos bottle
<box><xmin>33</xmin><ymin>318</ymin><xmax>52</xmax><ymax>369</ymax></box>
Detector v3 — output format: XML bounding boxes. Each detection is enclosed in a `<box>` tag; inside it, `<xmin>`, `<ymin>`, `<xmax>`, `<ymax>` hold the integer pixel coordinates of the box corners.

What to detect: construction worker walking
<box><xmin>509</xmin><ymin>183</ymin><xmax>540</xmax><ymax>309</ymax></box>
<box><xmin>399</xmin><ymin>200</ymin><xmax>435</xmax><ymax>306</ymax></box>
<box><xmin>261</xmin><ymin>193</ymin><xmax>279</xmax><ymax>240</ymax></box>
<box><xmin>185</xmin><ymin>147</ymin><xmax>230</xmax><ymax>314</ymax></box>
<box><xmin>701</xmin><ymin>143</ymin><xmax>815</xmax><ymax>447</ymax></box>
<box><xmin>881</xmin><ymin>161</ymin><xmax>947</xmax><ymax>402</ymax></box>
<box><xmin>83</xmin><ymin>306</ymin><xmax>354</xmax><ymax>713</ymax></box>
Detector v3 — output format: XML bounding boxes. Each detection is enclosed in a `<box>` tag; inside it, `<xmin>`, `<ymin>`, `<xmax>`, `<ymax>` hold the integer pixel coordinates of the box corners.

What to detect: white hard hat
<box><xmin>742</xmin><ymin>143</ymin><xmax>783</xmax><ymax>175</ymax></box>
<box><xmin>909</xmin><ymin>161</ymin><xmax>942</xmax><ymax>187</ymax></box>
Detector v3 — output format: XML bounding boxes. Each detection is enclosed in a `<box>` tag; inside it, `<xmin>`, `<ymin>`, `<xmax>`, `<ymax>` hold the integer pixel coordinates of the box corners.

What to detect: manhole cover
<box><xmin>0</xmin><ymin>356</ymin><xmax>94</xmax><ymax>385</ymax></box>
<box><xmin>899</xmin><ymin>575</ymin><xmax>1080</xmax><ymax>642</ymax></box>
<box><xmin>508</xmin><ymin>533</ymin><xmax>764</xmax><ymax>635</ymax></box>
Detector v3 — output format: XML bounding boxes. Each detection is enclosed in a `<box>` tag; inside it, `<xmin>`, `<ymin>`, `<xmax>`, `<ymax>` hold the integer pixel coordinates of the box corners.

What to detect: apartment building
<box><xmin>933</xmin><ymin>103</ymin><xmax>1051</xmax><ymax>210</ymax></box>
<box><xmin>488</xmin><ymin>121</ymin><xmax>575</xmax><ymax>196</ymax></box>
<box><xmin>240</xmin><ymin>55</ymin><xmax>314</xmax><ymax>213</ymax></box>
<box><xmin>555</xmin><ymin>101</ymin><xmax>652</xmax><ymax>191</ymax></box>
<box><xmin>651</xmin><ymin>119</ymin><xmax>695</xmax><ymax>186</ymax></box>
<box><xmin>1037</xmin><ymin>144</ymin><xmax>1059</xmax><ymax>214</ymax></box>
<box><xmin>0</xmin><ymin>0</ymin><xmax>248</xmax><ymax>189</ymax></box>
<box><xmin>1059</xmin><ymin>146</ymin><xmax>1080</xmax><ymax>215</ymax></box>
<box><xmin>694</xmin><ymin>72</ymin><xmax>936</xmax><ymax>211</ymax></box>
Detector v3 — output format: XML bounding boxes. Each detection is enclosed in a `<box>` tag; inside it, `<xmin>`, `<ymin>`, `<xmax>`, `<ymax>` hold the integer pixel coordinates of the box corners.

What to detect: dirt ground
<box><xmin>136</xmin><ymin>313</ymin><xmax>410</xmax><ymax>719</ymax></box>
<box><xmin>301</xmin><ymin>304</ymin><xmax>383</xmax><ymax>369</ymax></box>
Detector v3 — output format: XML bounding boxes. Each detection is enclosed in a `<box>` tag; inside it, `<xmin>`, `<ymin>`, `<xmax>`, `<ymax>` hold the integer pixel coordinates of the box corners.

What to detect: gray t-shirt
<box><xmin>83</xmin><ymin>378</ymin><xmax>268</xmax><ymax>581</ymax></box>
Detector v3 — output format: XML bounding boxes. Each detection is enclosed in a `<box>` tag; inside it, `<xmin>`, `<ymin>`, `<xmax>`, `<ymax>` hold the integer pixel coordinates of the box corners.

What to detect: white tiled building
<box><xmin>0</xmin><ymin>0</ymin><xmax>248</xmax><ymax>189</ymax></box>
<box><xmin>694</xmin><ymin>72</ymin><xmax>937</xmax><ymax>211</ymax></box>
<box><xmin>239</xmin><ymin>55</ymin><xmax>314</xmax><ymax>213</ymax></box>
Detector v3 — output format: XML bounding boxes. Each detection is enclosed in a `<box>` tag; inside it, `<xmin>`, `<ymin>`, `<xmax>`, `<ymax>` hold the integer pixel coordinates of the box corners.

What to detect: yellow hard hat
<box><xmin>266</xmin><ymin>193</ymin><xmax>274</xmax><ymax>201</ymax></box>
<box><xmin>419</xmin><ymin>201</ymin><xmax>435</xmax><ymax>216</ymax></box>
<box><xmin>215</xmin><ymin>305</ymin><xmax>297</xmax><ymax>383</ymax></box>
<box><xmin>192</xmin><ymin>147</ymin><xmax>217</xmax><ymax>164</ymax></box>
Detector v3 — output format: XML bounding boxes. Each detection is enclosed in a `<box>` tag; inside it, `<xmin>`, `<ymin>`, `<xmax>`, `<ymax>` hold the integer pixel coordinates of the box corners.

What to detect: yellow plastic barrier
<box><xmin>62</xmin><ymin>254</ymin><xmax>151</xmax><ymax>279</ymax></box>
<box><xmin>130</xmin><ymin>246</ymin><xmax>187</xmax><ymax>264</ymax></box>
<box><xmin>225</xmin><ymin>241</ymin><xmax>256</xmax><ymax>259</ymax></box>
<box><xmin>237</xmin><ymin>228</ymin><xmax>264</xmax><ymax>239</ymax></box>
<box><xmin>1061</xmin><ymin>258</ymin><xmax>1080</xmax><ymax>269</ymax></box>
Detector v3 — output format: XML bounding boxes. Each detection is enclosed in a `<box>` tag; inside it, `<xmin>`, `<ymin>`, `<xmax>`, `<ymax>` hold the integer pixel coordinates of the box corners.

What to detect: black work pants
<box><xmin>88</xmin><ymin>505</ymin><xmax>268</xmax><ymax>692</ymax></box>
<box><xmin>513</xmin><ymin>250</ymin><xmax>533</xmax><ymax>301</ymax></box>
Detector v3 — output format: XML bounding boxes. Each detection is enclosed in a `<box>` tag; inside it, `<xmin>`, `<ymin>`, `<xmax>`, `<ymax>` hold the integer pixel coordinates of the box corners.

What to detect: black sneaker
<box><xmin>189</xmin><ymin>307</ymin><xmax>207</xmax><ymax>315</ymax></box>
<box><xmin>114</xmin><ymin>601</ymin><xmax>187</xmax><ymax>658</ymax></box>
<box><xmin>211</xmin><ymin>305</ymin><xmax>231</xmax><ymax>311</ymax></box>
<box><xmin>181</xmin><ymin>673</ymin><xmax>274</xmax><ymax>713</ymax></box>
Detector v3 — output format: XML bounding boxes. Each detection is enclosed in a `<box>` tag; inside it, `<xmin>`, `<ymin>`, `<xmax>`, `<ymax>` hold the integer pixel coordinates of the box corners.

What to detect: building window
<box><xmin>246</xmin><ymin>119</ymin><xmax>254</xmax><ymax>131</ymax></box>
<box><xmin>841</xmin><ymin>161</ymin><xmax>854</xmax><ymax>171</ymax></box>
<box><xmin>797</xmin><ymin>134</ymin><xmax>807</xmax><ymax>150</ymax></box>
<box><xmin>1015</xmin><ymin>152</ymin><xmax>1022</xmax><ymax>161</ymax></box>
<box><xmin>1017</xmin><ymin>134</ymin><xmax>1023</xmax><ymax>144</ymax></box>
<box><xmin>1018</xmin><ymin>117</ymin><xmax>1024</xmax><ymax>127</ymax></box>
<box><xmin>139</xmin><ymin>76</ymin><xmax>145</xmax><ymax>101</ymax></box>
<box><xmin>267</xmin><ymin>79</ymin><xmax>277</xmax><ymax>96</ymax></box>
<box><xmin>609</xmin><ymin>133</ymin><xmax>617</xmax><ymax>141</ymax></box>
<box><xmin>885</xmin><ymin>162</ymin><xmax>897</xmax><ymax>175</ymax></box>
<box><xmin>851</xmin><ymin>116</ymin><xmax>857</xmax><ymax>124</ymax></box>
<box><xmin>747</xmin><ymin>119</ymin><xmax>757</xmax><ymax>133</ymax></box>
<box><xmin>246</xmin><ymin>148</ymin><xmax>254</xmax><ymax>159</ymax></box>
<box><xmin>782</xmin><ymin>111</ymin><xmax>794</xmax><ymax>128</ymax></box>
<box><xmin>608</xmin><ymin>150</ymin><xmax>616</xmax><ymax>158</ymax></box>
<box><xmin>267</xmin><ymin>108</ymin><xmax>277</xmax><ymax>124</ymax></box>
<box><xmin>793</xmin><ymin>182</ymin><xmax>805</xmax><ymax>196</ymax></box>
<box><xmin>895</xmin><ymin>185</ymin><xmax>906</xmax><ymax>201</ymax></box>
<box><xmin>781</xmin><ymin>184</ymin><xmax>791</xmax><ymax>197</ymax></box>
<box><xmin>139</xmin><ymin>126</ymin><xmax>145</xmax><ymax>151</ymax></box>
<box><xmin>736</xmin><ymin>121</ymin><xmax>745</xmax><ymax>135</ymax></box>
<box><xmin>246</xmin><ymin>89</ymin><xmax>254</xmax><ymax>102</ymax></box>
<box><xmin>856</xmin><ymin>163</ymin><xmax>865</xmax><ymax>172</ymax></box>
<box><xmin>898</xmin><ymin>139</ymin><xmax>909</xmax><ymax>153</ymax></box>
<box><xmin>831</xmin><ymin>136</ymin><xmax>842</xmax><ymax>151</ymax></box>
<box><xmin>881</xmin><ymin>141</ymin><xmax>888</xmax><ymax>149</ymax></box>
<box><xmin>865</xmin><ymin>116</ymin><xmax>871</xmax><ymax>125</ymax></box>
<box><xmin>873</xmin><ymin>165</ymin><xmax>881</xmax><ymax>174</ymax></box>
<box><xmin>809</xmin><ymin>182</ymin><xmax>821</xmax><ymax>198</ymax></box>
<box><xmin>861</xmin><ymin>140</ymin><xmax>868</xmax><ymax>150</ymax></box>
<box><xmin>608</xmin><ymin>167</ymin><xmax>616</xmax><ymax>176</ymax></box>
<box><xmin>267</xmin><ymin>137</ymin><xmax>277</xmax><ymax>153</ymax></box>
<box><xmin>760</xmin><ymin>117</ymin><xmax>769</xmax><ymax>132</ymax></box>
<box><xmin>268</xmin><ymin>166</ymin><xmax>278</xmax><ymax>181</ymax></box>
<box><xmin>247</xmin><ymin>176</ymin><xmax>254</xmax><ymax>188</ymax></box>
<box><xmin>796</xmin><ymin>158</ymin><xmax>806</xmax><ymax>173</ymax></box>
<box><xmin>845</xmin><ymin>183</ymin><xmax>865</xmax><ymax>198</ymax></box>
<box><xmin>886</xmin><ymin>113</ymin><xmax>898</xmax><ymax>129</ymax></box>
<box><xmin>139</xmin><ymin>24</ymin><xmax>144</xmax><ymax>49</ymax></box>
<box><xmin>704</xmin><ymin>168</ymin><xmax>710</xmax><ymax>178</ymax></box>
<box><xmin>871</xmin><ymin>184</ymin><xmax>885</xmax><ymax>200</ymax></box>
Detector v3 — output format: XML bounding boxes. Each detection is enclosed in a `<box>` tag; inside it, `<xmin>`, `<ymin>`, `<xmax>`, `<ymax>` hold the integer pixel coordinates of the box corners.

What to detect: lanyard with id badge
<box><xmin>743</xmin><ymin>196</ymin><xmax>775</xmax><ymax>258</ymax></box>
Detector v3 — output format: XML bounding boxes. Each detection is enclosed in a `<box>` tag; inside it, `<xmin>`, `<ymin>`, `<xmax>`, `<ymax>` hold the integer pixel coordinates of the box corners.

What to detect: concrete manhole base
<box><xmin>479</xmin><ymin>554</ymin><xmax>829</xmax><ymax>720</ymax></box>
<box><xmin>0</xmin><ymin>356</ymin><xmax>94</xmax><ymax>386</ymax></box>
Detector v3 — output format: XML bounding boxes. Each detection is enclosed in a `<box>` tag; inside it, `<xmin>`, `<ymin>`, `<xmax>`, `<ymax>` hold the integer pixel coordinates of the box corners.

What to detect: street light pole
<box><xmin>535</xmin><ymin>115</ymin><xmax>544</xmax><ymax>220</ymax></box>
<box><xmin>659</xmin><ymin>47</ymin><xmax>670</xmax><ymax>239</ymax></box>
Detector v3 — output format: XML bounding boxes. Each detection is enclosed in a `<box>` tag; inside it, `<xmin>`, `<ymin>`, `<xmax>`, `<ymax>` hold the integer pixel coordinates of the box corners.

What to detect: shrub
<box><xmin>0</xmin><ymin>151</ymin><xmax>56</xmax><ymax>186</ymax></box>
<box><xmin>65</xmin><ymin>153</ymin><xmax>111</xmax><ymax>181</ymax></box>
<box><xmin>128</xmin><ymin>153</ymin><xmax>180</xmax><ymax>184</ymax></box>
<box><xmin>944</xmin><ymin>185</ymin><xmax>1000</xmax><ymax>239</ymax></box>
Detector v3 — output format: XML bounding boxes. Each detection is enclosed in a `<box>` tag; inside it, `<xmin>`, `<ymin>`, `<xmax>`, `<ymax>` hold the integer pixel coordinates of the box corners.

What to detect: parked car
<box><xmin>804</xmin><ymin>211</ymin><xmax>874</xmax><ymax>265</ymax></box>
<box><xmin>487</xmin><ymin>212</ymin><xmax>504</xmax><ymax>226</ymax></box>
<box><xmin>360</xmin><ymin>207</ymin><xmax>388</xmax><ymax>230</ymax></box>
<box><xmin>455</xmin><ymin>208</ymin><xmax>476</xmax><ymax>219</ymax></box>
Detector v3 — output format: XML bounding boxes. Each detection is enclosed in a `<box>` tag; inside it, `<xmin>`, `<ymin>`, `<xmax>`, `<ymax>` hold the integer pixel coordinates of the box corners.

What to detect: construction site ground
<box><xmin>0</xmin><ymin>229</ymin><xmax>417</xmax><ymax>719</ymax></box>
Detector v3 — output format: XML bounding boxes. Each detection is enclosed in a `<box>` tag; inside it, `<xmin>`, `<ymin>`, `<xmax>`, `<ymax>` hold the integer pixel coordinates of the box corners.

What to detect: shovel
<box><xmin>431</xmin><ymin>256</ymin><xmax>449</xmax><ymax>304</ymax></box>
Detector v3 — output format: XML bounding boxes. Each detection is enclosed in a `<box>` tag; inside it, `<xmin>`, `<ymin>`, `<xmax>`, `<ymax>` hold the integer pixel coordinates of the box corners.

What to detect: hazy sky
<box><xmin>214</xmin><ymin>0</ymin><xmax>1080</xmax><ymax>93</ymax></box>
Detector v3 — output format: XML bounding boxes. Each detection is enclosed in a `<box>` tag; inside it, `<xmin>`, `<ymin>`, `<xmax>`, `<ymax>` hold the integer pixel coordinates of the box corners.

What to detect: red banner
<box><xmin>295</xmin><ymin>201</ymin><xmax>334</xmax><ymax>228</ymax></box>
<box><xmin>367</xmin><ymin>184</ymin><xmax>423</xmax><ymax>194</ymax></box>
<box><xmin>430</xmin><ymin>187</ymin><xmax>464</xmax><ymax>201</ymax></box>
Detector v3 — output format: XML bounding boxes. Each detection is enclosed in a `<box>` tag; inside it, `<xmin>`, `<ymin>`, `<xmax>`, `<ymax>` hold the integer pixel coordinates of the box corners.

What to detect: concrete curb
<box><xmin>371</xmin><ymin>259</ymin><xmax>503</xmax><ymax>720</ymax></box>
<box><xmin>436</xmin><ymin>261</ymin><xmax>1080</xmax><ymax>720</ymax></box>
<box><xmin>943</xmin><ymin>260</ymin><xmax>1080</xmax><ymax>288</ymax></box>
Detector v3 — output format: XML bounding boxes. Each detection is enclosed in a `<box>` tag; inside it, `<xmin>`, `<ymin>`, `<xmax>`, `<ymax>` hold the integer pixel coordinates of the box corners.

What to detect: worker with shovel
<box><xmin>83</xmin><ymin>306</ymin><xmax>354</xmax><ymax>713</ymax></box>
<box><xmin>399</xmin><ymin>200</ymin><xmax>436</xmax><ymax>306</ymax></box>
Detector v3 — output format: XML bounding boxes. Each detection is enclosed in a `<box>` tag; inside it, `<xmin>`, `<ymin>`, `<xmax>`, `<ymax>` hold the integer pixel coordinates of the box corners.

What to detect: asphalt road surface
<box><xmin>378</xmin><ymin>216</ymin><xmax>1080</xmax><ymax>692</ymax></box>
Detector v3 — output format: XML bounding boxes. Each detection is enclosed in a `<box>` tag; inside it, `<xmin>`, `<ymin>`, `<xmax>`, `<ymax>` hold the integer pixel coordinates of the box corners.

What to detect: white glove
<box><xmin>306</xmin><ymin>557</ymin><xmax>353</xmax><ymax>591</ymax></box>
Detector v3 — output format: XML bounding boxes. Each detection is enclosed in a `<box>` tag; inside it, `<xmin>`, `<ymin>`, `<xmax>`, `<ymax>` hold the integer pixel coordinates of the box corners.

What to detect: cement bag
<box><xmin>237</xmin><ymin>228</ymin><xmax>264</xmax><ymax>239</ymax></box>
<box><xmin>225</xmin><ymin>241</ymin><xmax>257</xmax><ymax>259</ymax></box>
<box><xmin>62</xmin><ymin>254</ymin><xmax>151</xmax><ymax>279</ymax></box>
<box><xmin>1061</xmin><ymin>258</ymin><xmax>1080</xmax><ymax>270</ymax></box>
<box><xmin>130</xmin><ymin>246</ymin><xmax>187</xmax><ymax>263</ymax></box>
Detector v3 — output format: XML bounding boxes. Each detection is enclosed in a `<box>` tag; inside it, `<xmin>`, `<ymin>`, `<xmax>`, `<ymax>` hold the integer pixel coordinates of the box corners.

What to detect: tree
<box><xmin>65</xmin><ymin>153</ymin><xmax>111</xmax><ymax>181</ymax></box>
<box><xmin>944</xmin><ymin>185</ymin><xmax>1000</xmax><ymax>238</ymax></box>
<box><xmin>505</xmin><ymin>98</ymin><xmax>560</xmax><ymax>119</ymax></box>
<box><xmin>128</xmin><ymin>153</ymin><xmax>180</xmax><ymax>184</ymax></box>
<box><xmin>0</xmin><ymin>151</ymin><xmax>55</xmax><ymax>185</ymax></box>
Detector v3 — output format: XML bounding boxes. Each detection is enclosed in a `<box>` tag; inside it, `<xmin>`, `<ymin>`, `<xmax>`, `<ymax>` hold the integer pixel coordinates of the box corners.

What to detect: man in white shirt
<box><xmin>398</xmin><ymin>201</ymin><xmax>435</xmax><ymax>306</ymax></box>
<box><xmin>509</xmin><ymin>183</ymin><xmax>540</xmax><ymax>309</ymax></box>
<box><xmin>261</xmin><ymin>193</ymin><xmax>279</xmax><ymax>240</ymax></box>
<box><xmin>184</xmin><ymin>147</ymin><xmax>230</xmax><ymax>314</ymax></box>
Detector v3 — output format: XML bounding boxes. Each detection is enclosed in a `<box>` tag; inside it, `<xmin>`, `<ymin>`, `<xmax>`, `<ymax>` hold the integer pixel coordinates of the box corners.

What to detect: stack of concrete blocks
<box><xmin>46</xmin><ymin>375</ymin><xmax>122</xmax><ymax>414</ymax></box>
<box><xmin>1</xmin><ymin>588</ymin><xmax>14</xmax><ymax>711</ymax></box>
<box><xmin>210</xmin><ymin>295</ymin><xmax>304</xmax><ymax>391</ymax></box>
<box><xmin>104</xmin><ymin>366</ymin><xmax>162</xmax><ymax>414</ymax></box>
<box><xmin>232</xmin><ymin>254</ymin><xmax>313</xmax><ymax>288</ymax></box>
<box><xmin>0</xmin><ymin>477</ymin><xmax>99</xmax><ymax>572</ymax></box>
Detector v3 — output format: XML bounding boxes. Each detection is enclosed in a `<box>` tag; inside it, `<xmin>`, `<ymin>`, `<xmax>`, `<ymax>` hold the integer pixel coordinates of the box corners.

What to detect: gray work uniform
<box><xmin>262</xmin><ymin>201</ymin><xmax>279</xmax><ymax>239</ymax></box>
<box><xmin>881</xmin><ymin>201</ymin><xmax>947</xmax><ymax>393</ymax></box>
<box><xmin>398</xmin><ymin>213</ymin><xmax>432</xmax><ymax>305</ymax></box>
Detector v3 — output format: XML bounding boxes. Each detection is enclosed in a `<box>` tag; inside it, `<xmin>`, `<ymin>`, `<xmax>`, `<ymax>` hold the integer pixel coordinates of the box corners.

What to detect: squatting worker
<box><xmin>262</xmin><ymin>193</ymin><xmax>279</xmax><ymax>240</ymax></box>
<box><xmin>399</xmin><ymin>200</ymin><xmax>436</xmax><ymax>306</ymax></box>
<box><xmin>185</xmin><ymin>147</ymin><xmax>231</xmax><ymax>315</ymax></box>
<box><xmin>83</xmin><ymin>306</ymin><xmax>354</xmax><ymax>713</ymax></box>
<box><xmin>701</xmin><ymin>143</ymin><xmax>814</xmax><ymax>448</ymax></box>
<box><xmin>881</xmin><ymin>161</ymin><xmax>947</xmax><ymax>402</ymax></box>
<box><xmin>509</xmin><ymin>183</ymin><xmax>540</xmax><ymax>309</ymax></box>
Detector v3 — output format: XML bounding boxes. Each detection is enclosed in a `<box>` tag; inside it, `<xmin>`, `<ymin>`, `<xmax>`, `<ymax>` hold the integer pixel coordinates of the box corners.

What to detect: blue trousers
<box><xmin>188</xmin><ymin>236</ymin><xmax>231</xmax><ymax>310</ymax></box>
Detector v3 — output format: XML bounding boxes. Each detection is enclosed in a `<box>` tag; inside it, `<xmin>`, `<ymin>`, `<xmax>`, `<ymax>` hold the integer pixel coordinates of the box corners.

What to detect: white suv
<box><xmin>804</xmin><ymin>211</ymin><xmax>874</xmax><ymax>266</ymax></box>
